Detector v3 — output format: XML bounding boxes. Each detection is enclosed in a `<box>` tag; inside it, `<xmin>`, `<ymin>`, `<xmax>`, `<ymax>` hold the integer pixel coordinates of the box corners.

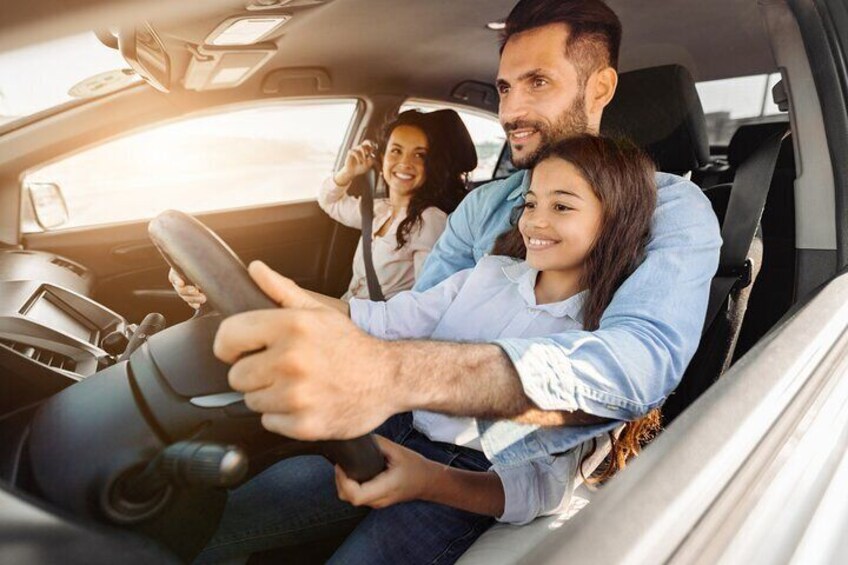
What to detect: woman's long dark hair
<box><xmin>492</xmin><ymin>134</ymin><xmax>661</xmax><ymax>482</ymax></box>
<box><xmin>375</xmin><ymin>110</ymin><xmax>469</xmax><ymax>249</ymax></box>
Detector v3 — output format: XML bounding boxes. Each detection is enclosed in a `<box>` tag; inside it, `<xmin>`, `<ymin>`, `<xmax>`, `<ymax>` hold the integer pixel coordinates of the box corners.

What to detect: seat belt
<box><xmin>359</xmin><ymin>169</ymin><xmax>386</xmax><ymax>302</ymax></box>
<box><xmin>702</xmin><ymin>129</ymin><xmax>787</xmax><ymax>332</ymax></box>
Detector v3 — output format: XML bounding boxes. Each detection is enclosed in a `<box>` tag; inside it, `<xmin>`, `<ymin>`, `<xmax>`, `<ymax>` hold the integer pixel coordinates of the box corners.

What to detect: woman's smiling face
<box><xmin>519</xmin><ymin>156</ymin><xmax>603</xmax><ymax>274</ymax></box>
<box><xmin>382</xmin><ymin>124</ymin><xmax>428</xmax><ymax>198</ymax></box>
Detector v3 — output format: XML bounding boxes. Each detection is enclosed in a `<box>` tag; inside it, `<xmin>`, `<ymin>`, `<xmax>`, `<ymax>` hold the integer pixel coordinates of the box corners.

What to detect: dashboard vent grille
<box><xmin>0</xmin><ymin>339</ymin><xmax>77</xmax><ymax>372</ymax></box>
<box><xmin>50</xmin><ymin>257</ymin><xmax>86</xmax><ymax>277</ymax></box>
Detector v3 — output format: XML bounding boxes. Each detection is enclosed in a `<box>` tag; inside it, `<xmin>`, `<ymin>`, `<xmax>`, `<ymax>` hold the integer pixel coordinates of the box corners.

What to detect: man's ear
<box><xmin>588</xmin><ymin>67</ymin><xmax>618</xmax><ymax>115</ymax></box>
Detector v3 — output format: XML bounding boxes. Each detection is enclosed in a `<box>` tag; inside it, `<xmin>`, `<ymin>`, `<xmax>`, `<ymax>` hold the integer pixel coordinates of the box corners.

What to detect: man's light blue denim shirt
<box><xmin>415</xmin><ymin>169</ymin><xmax>722</xmax><ymax>427</ymax></box>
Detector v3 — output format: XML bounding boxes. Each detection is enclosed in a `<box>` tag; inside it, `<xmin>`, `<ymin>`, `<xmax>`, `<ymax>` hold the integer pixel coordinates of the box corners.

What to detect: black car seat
<box><xmin>601</xmin><ymin>64</ymin><xmax>770</xmax><ymax>424</ymax></box>
<box><xmin>601</xmin><ymin>64</ymin><xmax>710</xmax><ymax>176</ymax></box>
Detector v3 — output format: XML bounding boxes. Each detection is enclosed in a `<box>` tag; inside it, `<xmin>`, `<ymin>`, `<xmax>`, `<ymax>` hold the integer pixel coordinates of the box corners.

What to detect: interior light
<box><xmin>208</xmin><ymin>16</ymin><xmax>291</xmax><ymax>46</ymax></box>
<box><xmin>486</xmin><ymin>21</ymin><xmax>506</xmax><ymax>31</ymax></box>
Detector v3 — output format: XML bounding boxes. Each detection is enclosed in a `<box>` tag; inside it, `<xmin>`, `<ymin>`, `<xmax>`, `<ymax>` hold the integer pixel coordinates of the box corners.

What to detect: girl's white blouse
<box><xmin>317</xmin><ymin>177</ymin><xmax>448</xmax><ymax>300</ymax></box>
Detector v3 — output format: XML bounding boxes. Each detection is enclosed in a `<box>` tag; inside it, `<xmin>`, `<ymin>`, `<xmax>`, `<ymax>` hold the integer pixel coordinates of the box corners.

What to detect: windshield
<box><xmin>0</xmin><ymin>32</ymin><xmax>138</xmax><ymax>126</ymax></box>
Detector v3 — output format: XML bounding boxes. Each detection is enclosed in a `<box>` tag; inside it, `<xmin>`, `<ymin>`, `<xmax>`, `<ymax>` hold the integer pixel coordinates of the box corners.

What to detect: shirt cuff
<box><xmin>493</xmin><ymin>465</ymin><xmax>538</xmax><ymax>525</ymax></box>
<box><xmin>320</xmin><ymin>176</ymin><xmax>351</xmax><ymax>201</ymax></box>
<box><xmin>349</xmin><ymin>298</ymin><xmax>387</xmax><ymax>338</ymax></box>
<box><xmin>494</xmin><ymin>337</ymin><xmax>649</xmax><ymax>420</ymax></box>
<box><xmin>493</xmin><ymin>455</ymin><xmax>577</xmax><ymax>525</ymax></box>
<box><xmin>494</xmin><ymin>338</ymin><xmax>580</xmax><ymax>412</ymax></box>
<box><xmin>490</xmin><ymin>467</ymin><xmax>536</xmax><ymax>526</ymax></box>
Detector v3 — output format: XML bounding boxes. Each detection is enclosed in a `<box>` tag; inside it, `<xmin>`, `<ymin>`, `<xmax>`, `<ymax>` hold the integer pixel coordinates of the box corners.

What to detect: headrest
<box><xmin>727</xmin><ymin>122</ymin><xmax>790</xmax><ymax>168</ymax></box>
<box><xmin>601</xmin><ymin>64</ymin><xmax>709</xmax><ymax>174</ymax></box>
<box><xmin>421</xmin><ymin>109</ymin><xmax>478</xmax><ymax>173</ymax></box>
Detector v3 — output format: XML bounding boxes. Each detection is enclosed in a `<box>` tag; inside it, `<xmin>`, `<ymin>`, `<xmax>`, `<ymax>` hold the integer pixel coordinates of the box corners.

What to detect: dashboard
<box><xmin>0</xmin><ymin>249</ymin><xmax>130</xmax><ymax>412</ymax></box>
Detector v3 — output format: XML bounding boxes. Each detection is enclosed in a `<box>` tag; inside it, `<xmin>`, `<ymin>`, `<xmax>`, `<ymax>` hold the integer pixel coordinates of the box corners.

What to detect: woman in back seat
<box><xmin>317</xmin><ymin>109</ymin><xmax>469</xmax><ymax>300</ymax></box>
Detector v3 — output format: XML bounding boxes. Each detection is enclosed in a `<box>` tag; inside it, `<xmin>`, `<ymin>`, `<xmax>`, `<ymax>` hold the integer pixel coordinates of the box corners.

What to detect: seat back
<box><xmin>602</xmin><ymin>64</ymin><xmax>771</xmax><ymax>423</ymax></box>
<box><xmin>729</xmin><ymin>124</ymin><xmax>796</xmax><ymax>359</ymax></box>
<box><xmin>601</xmin><ymin>64</ymin><xmax>710</xmax><ymax>174</ymax></box>
<box><xmin>664</xmin><ymin>127</ymin><xmax>791</xmax><ymax>423</ymax></box>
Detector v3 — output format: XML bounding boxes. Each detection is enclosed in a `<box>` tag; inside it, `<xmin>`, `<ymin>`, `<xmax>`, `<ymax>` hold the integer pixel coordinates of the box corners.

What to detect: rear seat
<box><xmin>458</xmin><ymin>64</ymin><xmax>712</xmax><ymax>564</ymax></box>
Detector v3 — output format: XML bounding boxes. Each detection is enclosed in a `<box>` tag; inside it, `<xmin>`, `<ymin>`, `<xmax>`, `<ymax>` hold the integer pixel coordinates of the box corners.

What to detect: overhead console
<box><xmin>113</xmin><ymin>0</ymin><xmax>336</xmax><ymax>93</ymax></box>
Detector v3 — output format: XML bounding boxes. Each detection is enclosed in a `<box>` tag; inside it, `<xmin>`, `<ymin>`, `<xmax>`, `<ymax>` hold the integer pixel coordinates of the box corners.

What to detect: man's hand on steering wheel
<box><xmin>214</xmin><ymin>261</ymin><xmax>400</xmax><ymax>441</ymax></box>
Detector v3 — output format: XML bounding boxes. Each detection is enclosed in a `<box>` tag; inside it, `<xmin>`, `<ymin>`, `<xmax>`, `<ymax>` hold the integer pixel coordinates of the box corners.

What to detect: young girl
<box><xmin>218</xmin><ymin>134</ymin><xmax>659</xmax><ymax>563</ymax></box>
<box><xmin>170</xmin><ymin>110</ymin><xmax>469</xmax><ymax>306</ymax></box>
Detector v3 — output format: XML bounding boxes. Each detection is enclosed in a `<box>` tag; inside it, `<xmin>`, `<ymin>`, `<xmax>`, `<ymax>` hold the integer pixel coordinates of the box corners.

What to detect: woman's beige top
<box><xmin>318</xmin><ymin>177</ymin><xmax>448</xmax><ymax>300</ymax></box>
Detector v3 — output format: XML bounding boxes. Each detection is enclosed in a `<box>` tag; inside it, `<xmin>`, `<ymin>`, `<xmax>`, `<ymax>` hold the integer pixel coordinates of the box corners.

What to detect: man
<box><xmin>202</xmin><ymin>0</ymin><xmax>721</xmax><ymax>561</ymax></box>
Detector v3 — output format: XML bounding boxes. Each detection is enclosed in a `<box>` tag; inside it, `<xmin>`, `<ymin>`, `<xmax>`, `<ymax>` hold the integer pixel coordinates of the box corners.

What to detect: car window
<box><xmin>400</xmin><ymin>100</ymin><xmax>505</xmax><ymax>182</ymax></box>
<box><xmin>492</xmin><ymin>71</ymin><xmax>786</xmax><ymax>175</ymax></box>
<box><xmin>696</xmin><ymin>72</ymin><xmax>784</xmax><ymax>146</ymax></box>
<box><xmin>22</xmin><ymin>100</ymin><xmax>359</xmax><ymax>232</ymax></box>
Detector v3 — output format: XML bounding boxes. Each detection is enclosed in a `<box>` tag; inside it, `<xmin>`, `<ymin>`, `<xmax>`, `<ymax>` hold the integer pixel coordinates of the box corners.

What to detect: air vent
<box><xmin>51</xmin><ymin>257</ymin><xmax>86</xmax><ymax>278</ymax></box>
<box><xmin>0</xmin><ymin>339</ymin><xmax>77</xmax><ymax>372</ymax></box>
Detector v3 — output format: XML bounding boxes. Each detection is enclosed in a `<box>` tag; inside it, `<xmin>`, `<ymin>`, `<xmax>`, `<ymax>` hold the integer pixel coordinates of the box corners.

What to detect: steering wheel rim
<box><xmin>148</xmin><ymin>209</ymin><xmax>385</xmax><ymax>482</ymax></box>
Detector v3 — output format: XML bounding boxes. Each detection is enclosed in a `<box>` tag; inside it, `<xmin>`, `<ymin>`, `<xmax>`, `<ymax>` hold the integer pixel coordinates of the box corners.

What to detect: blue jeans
<box><xmin>197</xmin><ymin>413</ymin><xmax>495</xmax><ymax>564</ymax></box>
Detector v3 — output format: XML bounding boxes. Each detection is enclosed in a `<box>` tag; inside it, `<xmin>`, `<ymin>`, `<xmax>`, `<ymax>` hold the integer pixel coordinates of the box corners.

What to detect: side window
<box><xmin>399</xmin><ymin>100</ymin><xmax>506</xmax><ymax>182</ymax></box>
<box><xmin>22</xmin><ymin>100</ymin><xmax>360</xmax><ymax>232</ymax></box>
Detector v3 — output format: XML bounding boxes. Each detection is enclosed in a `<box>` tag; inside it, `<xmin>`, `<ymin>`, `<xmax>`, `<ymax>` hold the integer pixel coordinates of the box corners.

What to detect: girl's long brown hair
<box><xmin>492</xmin><ymin>134</ymin><xmax>661</xmax><ymax>482</ymax></box>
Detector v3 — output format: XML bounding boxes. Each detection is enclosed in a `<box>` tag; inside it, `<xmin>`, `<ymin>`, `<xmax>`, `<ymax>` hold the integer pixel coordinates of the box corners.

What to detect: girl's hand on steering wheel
<box><xmin>333</xmin><ymin>436</ymin><xmax>437</xmax><ymax>509</ymax></box>
<box><xmin>334</xmin><ymin>140</ymin><xmax>377</xmax><ymax>187</ymax></box>
<box><xmin>168</xmin><ymin>268</ymin><xmax>207</xmax><ymax>310</ymax></box>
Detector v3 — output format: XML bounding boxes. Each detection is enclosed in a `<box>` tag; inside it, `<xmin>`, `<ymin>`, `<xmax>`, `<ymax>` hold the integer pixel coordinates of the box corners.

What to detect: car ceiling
<box><xmin>161</xmin><ymin>0</ymin><xmax>775</xmax><ymax>97</ymax></box>
<box><xmin>3</xmin><ymin>0</ymin><xmax>774</xmax><ymax>103</ymax></box>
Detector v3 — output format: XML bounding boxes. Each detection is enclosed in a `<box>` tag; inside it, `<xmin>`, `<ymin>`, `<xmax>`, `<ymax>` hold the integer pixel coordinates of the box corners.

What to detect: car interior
<box><xmin>0</xmin><ymin>0</ymin><xmax>844</xmax><ymax>563</ymax></box>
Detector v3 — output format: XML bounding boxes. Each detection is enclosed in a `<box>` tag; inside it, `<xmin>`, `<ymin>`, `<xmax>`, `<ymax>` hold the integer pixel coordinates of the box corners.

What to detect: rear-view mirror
<box><xmin>27</xmin><ymin>182</ymin><xmax>69</xmax><ymax>230</ymax></box>
<box><xmin>119</xmin><ymin>23</ymin><xmax>171</xmax><ymax>92</ymax></box>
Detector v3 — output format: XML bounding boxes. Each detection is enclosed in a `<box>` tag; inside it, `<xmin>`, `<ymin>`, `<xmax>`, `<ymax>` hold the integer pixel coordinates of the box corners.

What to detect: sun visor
<box><xmin>183</xmin><ymin>43</ymin><xmax>277</xmax><ymax>91</ymax></box>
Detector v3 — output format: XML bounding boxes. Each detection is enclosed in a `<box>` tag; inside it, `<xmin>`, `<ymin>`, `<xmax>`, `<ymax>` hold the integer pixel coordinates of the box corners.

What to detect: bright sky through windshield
<box><xmin>0</xmin><ymin>32</ymin><xmax>132</xmax><ymax>121</ymax></box>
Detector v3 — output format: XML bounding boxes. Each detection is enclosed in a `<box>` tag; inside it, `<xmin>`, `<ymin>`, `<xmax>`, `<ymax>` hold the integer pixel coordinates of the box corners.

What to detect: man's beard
<box><xmin>505</xmin><ymin>95</ymin><xmax>589</xmax><ymax>169</ymax></box>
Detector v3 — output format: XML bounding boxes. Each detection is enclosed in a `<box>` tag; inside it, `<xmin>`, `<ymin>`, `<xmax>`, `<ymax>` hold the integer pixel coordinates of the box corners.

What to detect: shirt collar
<box><xmin>501</xmin><ymin>260</ymin><xmax>586</xmax><ymax>322</ymax></box>
<box><xmin>506</xmin><ymin>170</ymin><xmax>531</xmax><ymax>202</ymax></box>
<box><xmin>374</xmin><ymin>199</ymin><xmax>404</xmax><ymax>219</ymax></box>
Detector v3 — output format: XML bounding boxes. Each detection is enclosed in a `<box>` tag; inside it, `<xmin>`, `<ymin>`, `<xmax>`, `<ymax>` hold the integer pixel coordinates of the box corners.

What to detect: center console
<box><xmin>0</xmin><ymin>279</ymin><xmax>130</xmax><ymax>411</ymax></box>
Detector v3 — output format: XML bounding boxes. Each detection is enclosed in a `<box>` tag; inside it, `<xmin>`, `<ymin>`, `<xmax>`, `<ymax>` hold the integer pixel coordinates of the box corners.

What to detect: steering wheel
<box><xmin>146</xmin><ymin>209</ymin><xmax>386</xmax><ymax>482</ymax></box>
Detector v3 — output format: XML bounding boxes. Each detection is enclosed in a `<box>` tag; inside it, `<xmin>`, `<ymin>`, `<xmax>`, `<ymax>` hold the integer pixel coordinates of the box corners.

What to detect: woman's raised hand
<box><xmin>334</xmin><ymin>140</ymin><xmax>377</xmax><ymax>187</ymax></box>
<box><xmin>169</xmin><ymin>268</ymin><xmax>207</xmax><ymax>310</ymax></box>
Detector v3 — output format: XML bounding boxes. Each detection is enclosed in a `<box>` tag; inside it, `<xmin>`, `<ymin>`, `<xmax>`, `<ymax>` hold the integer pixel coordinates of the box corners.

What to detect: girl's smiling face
<box><xmin>519</xmin><ymin>156</ymin><xmax>603</xmax><ymax>274</ymax></box>
<box><xmin>382</xmin><ymin>124</ymin><xmax>428</xmax><ymax>198</ymax></box>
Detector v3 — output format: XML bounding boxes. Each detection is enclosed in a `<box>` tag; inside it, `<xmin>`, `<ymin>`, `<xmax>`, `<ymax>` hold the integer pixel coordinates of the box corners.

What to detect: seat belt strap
<box><xmin>360</xmin><ymin>169</ymin><xmax>386</xmax><ymax>302</ymax></box>
<box><xmin>702</xmin><ymin>129</ymin><xmax>786</xmax><ymax>332</ymax></box>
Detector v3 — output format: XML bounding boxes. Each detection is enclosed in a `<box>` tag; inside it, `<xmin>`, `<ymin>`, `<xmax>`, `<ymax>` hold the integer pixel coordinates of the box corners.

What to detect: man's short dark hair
<box><xmin>501</xmin><ymin>0</ymin><xmax>622</xmax><ymax>79</ymax></box>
